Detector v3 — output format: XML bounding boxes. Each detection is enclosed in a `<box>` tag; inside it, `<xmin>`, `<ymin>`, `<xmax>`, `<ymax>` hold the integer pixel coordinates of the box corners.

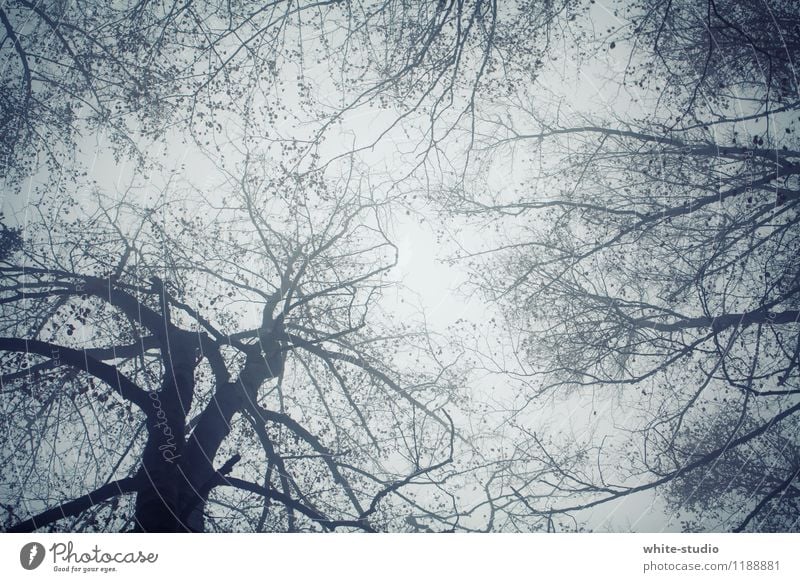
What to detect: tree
<box><xmin>6</xmin><ymin>0</ymin><xmax>795</xmax><ymax>534</ymax></box>
<box><xmin>438</xmin><ymin>0</ymin><xmax>800</xmax><ymax>531</ymax></box>
<box><xmin>0</xmin><ymin>0</ymin><xmax>577</xmax><ymax>188</ymax></box>
<box><xmin>0</xmin><ymin>0</ymin><xmax>580</xmax><ymax>533</ymax></box>
<box><xmin>1</xmin><ymin>153</ymin><xmax>471</xmax><ymax>532</ymax></box>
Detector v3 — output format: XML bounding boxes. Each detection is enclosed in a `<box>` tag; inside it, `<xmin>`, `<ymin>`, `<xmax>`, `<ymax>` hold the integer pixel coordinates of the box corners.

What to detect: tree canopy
<box><xmin>441</xmin><ymin>0</ymin><xmax>800</xmax><ymax>532</ymax></box>
<box><xmin>1</xmin><ymin>0</ymin><xmax>798</xmax><ymax>533</ymax></box>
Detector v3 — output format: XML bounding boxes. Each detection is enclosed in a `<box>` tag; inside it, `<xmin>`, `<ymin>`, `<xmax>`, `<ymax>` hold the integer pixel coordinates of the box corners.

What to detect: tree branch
<box><xmin>0</xmin><ymin>337</ymin><xmax>153</xmax><ymax>414</ymax></box>
<box><xmin>5</xmin><ymin>476</ymin><xmax>141</xmax><ymax>532</ymax></box>
<box><xmin>219</xmin><ymin>476</ymin><xmax>374</xmax><ymax>532</ymax></box>
<box><xmin>733</xmin><ymin>466</ymin><xmax>800</xmax><ymax>532</ymax></box>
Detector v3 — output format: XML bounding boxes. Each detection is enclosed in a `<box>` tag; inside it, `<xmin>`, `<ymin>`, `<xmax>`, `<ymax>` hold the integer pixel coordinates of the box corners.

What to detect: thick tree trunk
<box><xmin>174</xmin><ymin>350</ymin><xmax>280</xmax><ymax>532</ymax></box>
<box><xmin>177</xmin><ymin>383</ymin><xmax>244</xmax><ymax>531</ymax></box>
<box><xmin>132</xmin><ymin>329</ymin><xmax>282</xmax><ymax>532</ymax></box>
<box><xmin>133</xmin><ymin>345</ymin><xmax>195</xmax><ymax>532</ymax></box>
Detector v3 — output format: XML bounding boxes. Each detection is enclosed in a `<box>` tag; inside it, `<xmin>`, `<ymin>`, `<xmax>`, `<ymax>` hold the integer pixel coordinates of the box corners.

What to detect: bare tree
<box><xmin>0</xmin><ymin>0</ymin><xmax>576</xmax><ymax>189</ymax></box>
<box><xmin>439</xmin><ymin>0</ymin><xmax>800</xmax><ymax>531</ymax></box>
<box><xmin>0</xmin><ymin>153</ymin><xmax>470</xmax><ymax>531</ymax></box>
<box><xmin>6</xmin><ymin>0</ymin><xmax>795</xmax><ymax>534</ymax></box>
<box><xmin>0</xmin><ymin>0</ymin><xmax>585</xmax><ymax>535</ymax></box>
